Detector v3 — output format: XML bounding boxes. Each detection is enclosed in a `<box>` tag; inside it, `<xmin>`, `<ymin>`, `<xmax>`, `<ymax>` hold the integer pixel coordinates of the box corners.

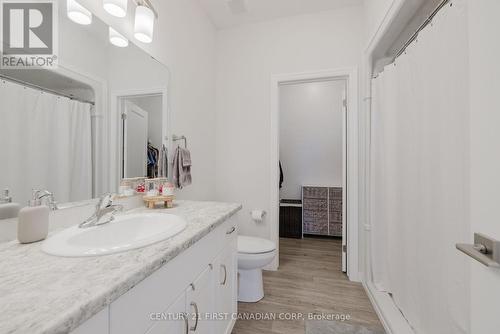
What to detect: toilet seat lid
<box><xmin>238</xmin><ymin>236</ymin><xmax>276</xmax><ymax>254</ymax></box>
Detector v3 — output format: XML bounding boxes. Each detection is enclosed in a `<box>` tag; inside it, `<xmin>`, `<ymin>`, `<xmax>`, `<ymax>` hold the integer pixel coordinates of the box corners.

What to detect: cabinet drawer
<box><xmin>186</xmin><ymin>266</ymin><xmax>214</xmax><ymax>334</ymax></box>
<box><xmin>303</xmin><ymin>218</ymin><xmax>328</xmax><ymax>234</ymax></box>
<box><xmin>329</xmin><ymin>210</ymin><xmax>342</xmax><ymax>223</ymax></box>
<box><xmin>302</xmin><ymin>186</ymin><xmax>328</xmax><ymax>199</ymax></box>
<box><xmin>328</xmin><ymin>187</ymin><xmax>342</xmax><ymax>199</ymax></box>
<box><xmin>303</xmin><ymin>198</ymin><xmax>328</xmax><ymax>211</ymax></box>
<box><xmin>330</xmin><ymin>199</ymin><xmax>342</xmax><ymax>211</ymax></box>
<box><xmin>329</xmin><ymin>220</ymin><xmax>342</xmax><ymax>237</ymax></box>
<box><xmin>303</xmin><ymin>197</ymin><xmax>328</xmax><ymax>235</ymax></box>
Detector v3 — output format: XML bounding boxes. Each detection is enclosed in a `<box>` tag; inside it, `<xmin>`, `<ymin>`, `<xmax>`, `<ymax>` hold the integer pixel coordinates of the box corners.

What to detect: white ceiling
<box><xmin>196</xmin><ymin>0</ymin><xmax>363</xmax><ymax>29</ymax></box>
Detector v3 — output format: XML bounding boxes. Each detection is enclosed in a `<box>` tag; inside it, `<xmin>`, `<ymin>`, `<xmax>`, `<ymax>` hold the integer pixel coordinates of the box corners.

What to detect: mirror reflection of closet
<box><xmin>120</xmin><ymin>94</ymin><xmax>167</xmax><ymax>180</ymax></box>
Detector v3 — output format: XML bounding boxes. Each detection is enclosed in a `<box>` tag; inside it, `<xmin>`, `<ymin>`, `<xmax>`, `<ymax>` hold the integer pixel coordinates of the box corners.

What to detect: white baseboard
<box><xmin>348</xmin><ymin>270</ymin><xmax>362</xmax><ymax>283</ymax></box>
<box><xmin>362</xmin><ymin>280</ymin><xmax>414</xmax><ymax>334</ymax></box>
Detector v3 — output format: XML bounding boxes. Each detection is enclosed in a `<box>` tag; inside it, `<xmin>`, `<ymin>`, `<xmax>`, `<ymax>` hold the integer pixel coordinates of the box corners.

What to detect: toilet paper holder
<box><xmin>250</xmin><ymin>210</ymin><xmax>266</xmax><ymax>221</ymax></box>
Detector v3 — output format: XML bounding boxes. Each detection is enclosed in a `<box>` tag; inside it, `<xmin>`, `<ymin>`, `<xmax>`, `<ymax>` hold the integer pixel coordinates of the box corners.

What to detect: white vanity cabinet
<box><xmin>71</xmin><ymin>217</ymin><xmax>238</xmax><ymax>334</ymax></box>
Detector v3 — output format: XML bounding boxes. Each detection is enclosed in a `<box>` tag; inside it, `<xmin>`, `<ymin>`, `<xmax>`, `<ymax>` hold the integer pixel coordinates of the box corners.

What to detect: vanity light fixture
<box><xmin>67</xmin><ymin>0</ymin><xmax>92</xmax><ymax>25</ymax></box>
<box><xmin>103</xmin><ymin>0</ymin><xmax>128</xmax><ymax>18</ymax></box>
<box><xmin>134</xmin><ymin>4</ymin><xmax>154</xmax><ymax>43</ymax></box>
<box><xmin>109</xmin><ymin>27</ymin><xmax>129</xmax><ymax>47</ymax></box>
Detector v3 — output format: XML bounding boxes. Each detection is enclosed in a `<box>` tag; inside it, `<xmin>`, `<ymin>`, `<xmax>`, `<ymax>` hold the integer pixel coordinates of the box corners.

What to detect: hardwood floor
<box><xmin>232</xmin><ymin>238</ymin><xmax>384</xmax><ymax>334</ymax></box>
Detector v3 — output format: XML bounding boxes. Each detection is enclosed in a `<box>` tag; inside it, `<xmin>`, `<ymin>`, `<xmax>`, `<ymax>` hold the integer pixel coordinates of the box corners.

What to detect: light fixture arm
<box><xmin>133</xmin><ymin>0</ymin><xmax>158</xmax><ymax>19</ymax></box>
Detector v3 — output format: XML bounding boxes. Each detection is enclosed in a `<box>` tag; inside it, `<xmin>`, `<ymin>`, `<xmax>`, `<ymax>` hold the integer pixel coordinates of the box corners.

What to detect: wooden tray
<box><xmin>143</xmin><ymin>195</ymin><xmax>174</xmax><ymax>209</ymax></box>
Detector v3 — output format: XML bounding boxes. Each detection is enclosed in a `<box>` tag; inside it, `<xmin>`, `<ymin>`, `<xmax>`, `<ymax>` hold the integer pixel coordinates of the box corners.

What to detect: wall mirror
<box><xmin>0</xmin><ymin>0</ymin><xmax>170</xmax><ymax>211</ymax></box>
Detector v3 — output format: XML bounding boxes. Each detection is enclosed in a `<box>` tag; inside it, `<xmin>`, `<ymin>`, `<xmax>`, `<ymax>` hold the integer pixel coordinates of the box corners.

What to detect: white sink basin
<box><xmin>42</xmin><ymin>213</ymin><xmax>187</xmax><ymax>257</ymax></box>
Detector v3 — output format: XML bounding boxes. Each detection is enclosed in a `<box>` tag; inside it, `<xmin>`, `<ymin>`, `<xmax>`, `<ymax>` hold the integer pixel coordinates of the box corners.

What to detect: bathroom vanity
<box><xmin>0</xmin><ymin>2</ymin><xmax>244</xmax><ymax>333</ymax></box>
<box><xmin>0</xmin><ymin>201</ymin><xmax>241</xmax><ymax>334</ymax></box>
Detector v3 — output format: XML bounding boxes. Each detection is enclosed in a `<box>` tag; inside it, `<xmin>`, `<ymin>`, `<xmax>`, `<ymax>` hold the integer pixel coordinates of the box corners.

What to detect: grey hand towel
<box><xmin>172</xmin><ymin>147</ymin><xmax>192</xmax><ymax>188</ymax></box>
<box><xmin>180</xmin><ymin>147</ymin><xmax>191</xmax><ymax>167</ymax></box>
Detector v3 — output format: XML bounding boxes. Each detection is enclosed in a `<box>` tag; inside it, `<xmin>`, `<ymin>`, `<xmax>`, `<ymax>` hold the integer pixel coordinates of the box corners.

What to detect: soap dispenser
<box><xmin>17</xmin><ymin>190</ymin><xmax>50</xmax><ymax>244</ymax></box>
<box><xmin>0</xmin><ymin>189</ymin><xmax>21</xmax><ymax>220</ymax></box>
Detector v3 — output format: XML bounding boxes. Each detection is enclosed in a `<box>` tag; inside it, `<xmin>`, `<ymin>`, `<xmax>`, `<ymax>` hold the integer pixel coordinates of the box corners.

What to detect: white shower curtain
<box><xmin>370</xmin><ymin>0</ymin><xmax>470</xmax><ymax>333</ymax></box>
<box><xmin>0</xmin><ymin>79</ymin><xmax>92</xmax><ymax>205</ymax></box>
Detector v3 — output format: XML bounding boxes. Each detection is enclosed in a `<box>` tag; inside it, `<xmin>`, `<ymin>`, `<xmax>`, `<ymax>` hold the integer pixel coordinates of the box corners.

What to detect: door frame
<box><xmin>269</xmin><ymin>67</ymin><xmax>360</xmax><ymax>282</ymax></box>
<box><xmin>110</xmin><ymin>87</ymin><xmax>169</xmax><ymax>190</ymax></box>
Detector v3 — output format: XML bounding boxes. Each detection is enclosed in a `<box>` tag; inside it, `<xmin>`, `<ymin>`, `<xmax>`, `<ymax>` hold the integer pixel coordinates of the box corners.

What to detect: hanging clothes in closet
<box><xmin>158</xmin><ymin>144</ymin><xmax>168</xmax><ymax>178</ymax></box>
<box><xmin>147</xmin><ymin>143</ymin><xmax>168</xmax><ymax>178</ymax></box>
<box><xmin>147</xmin><ymin>142</ymin><xmax>159</xmax><ymax>178</ymax></box>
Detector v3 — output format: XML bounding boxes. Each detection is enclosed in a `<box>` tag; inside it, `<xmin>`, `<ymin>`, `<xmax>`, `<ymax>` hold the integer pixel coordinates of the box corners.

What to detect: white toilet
<box><xmin>237</xmin><ymin>235</ymin><xmax>276</xmax><ymax>303</ymax></box>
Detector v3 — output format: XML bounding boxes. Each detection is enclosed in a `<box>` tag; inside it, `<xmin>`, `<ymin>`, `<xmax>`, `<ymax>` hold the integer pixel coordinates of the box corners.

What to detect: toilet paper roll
<box><xmin>251</xmin><ymin>210</ymin><xmax>266</xmax><ymax>222</ymax></box>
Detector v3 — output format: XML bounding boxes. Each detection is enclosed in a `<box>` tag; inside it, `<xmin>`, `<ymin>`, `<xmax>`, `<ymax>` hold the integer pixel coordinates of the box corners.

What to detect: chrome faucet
<box><xmin>37</xmin><ymin>190</ymin><xmax>58</xmax><ymax>210</ymax></box>
<box><xmin>0</xmin><ymin>189</ymin><xmax>12</xmax><ymax>204</ymax></box>
<box><xmin>79</xmin><ymin>193</ymin><xmax>123</xmax><ymax>229</ymax></box>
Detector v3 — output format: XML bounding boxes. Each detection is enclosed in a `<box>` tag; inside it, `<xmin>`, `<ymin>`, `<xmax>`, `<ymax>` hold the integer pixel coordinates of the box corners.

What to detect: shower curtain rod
<box><xmin>393</xmin><ymin>0</ymin><xmax>451</xmax><ymax>61</ymax></box>
<box><xmin>0</xmin><ymin>74</ymin><xmax>95</xmax><ymax>105</ymax></box>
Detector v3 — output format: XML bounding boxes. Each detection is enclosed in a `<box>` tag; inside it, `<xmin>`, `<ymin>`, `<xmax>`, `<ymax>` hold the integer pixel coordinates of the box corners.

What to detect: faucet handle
<box><xmin>42</xmin><ymin>193</ymin><xmax>58</xmax><ymax>210</ymax></box>
<box><xmin>96</xmin><ymin>193</ymin><xmax>113</xmax><ymax>210</ymax></box>
<box><xmin>31</xmin><ymin>190</ymin><xmax>57</xmax><ymax>210</ymax></box>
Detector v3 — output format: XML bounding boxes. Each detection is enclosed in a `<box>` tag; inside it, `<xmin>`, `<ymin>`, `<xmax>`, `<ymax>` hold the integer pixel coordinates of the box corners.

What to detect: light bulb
<box><xmin>109</xmin><ymin>27</ymin><xmax>129</xmax><ymax>47</ymax></box>
<box><xmin>134</xmin><ymin>5</ymin><xmax>154</xmax><ymax>43</ymax></box>
<box><xmin>67</xmin><ymin>0</ymin><xmax>92</xmax><ymax>25</ymax></box>
<box><xmin>103</xmin><ymin>0</ymin><xmax>128</xmax><ymax>18</ymax></box>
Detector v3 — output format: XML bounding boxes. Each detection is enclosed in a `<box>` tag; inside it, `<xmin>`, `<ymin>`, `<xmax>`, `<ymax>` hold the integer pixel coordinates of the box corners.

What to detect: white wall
<box><xmin>215</xmin><ymin>6</ymin><xmax>364</xmax><ymax>239</ymax></box>
<box><xmin>279</xmin><ymin>80</ymin><xmax>345</xmax><ymax>200</ymax></box>
<box><xmin>58</xmin><ymin>7</ymin><xmax>109</xmax><ymax>82</ymax></box>
<box><xmin>363</xmin><ymin>0</ymin><xmax>395</xmax><ymax>45</ymax></box>
<box><xmin>78</xmin><ymin>0</ymin><xmax>217</xmax><ymax>200</ymax></box>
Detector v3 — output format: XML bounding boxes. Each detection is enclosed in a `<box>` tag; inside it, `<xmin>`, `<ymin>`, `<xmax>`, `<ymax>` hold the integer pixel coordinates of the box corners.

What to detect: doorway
<box><xmin>269</xmin><ymin>68</ymin><xmax>359</xmax><ymax>281</ymax></box>
<box><xmin>279</xmin><ymin>78</ymin><xmax>347</xmax><ymax>272</ymax></box>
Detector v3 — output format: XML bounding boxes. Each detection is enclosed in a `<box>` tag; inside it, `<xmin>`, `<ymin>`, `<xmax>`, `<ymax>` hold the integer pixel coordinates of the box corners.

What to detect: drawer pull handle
<box><xmin>190</xmin><ymin>302</ymin><xmax>199</xmax><ymax>331</ymax></box>
<box><xmin>221</xmin><ymin>264</ymin><xmax>227</xmax><ymax>285</ymax></box>
<box><xmin>226</xmin><ymin>226</ymin><xmax>236</xmax><ymax>235</ymax></box>
<box><xmin>182</xmin><ymin>313</ymin><xmax>189</xmax><ymax>334</ymax></box>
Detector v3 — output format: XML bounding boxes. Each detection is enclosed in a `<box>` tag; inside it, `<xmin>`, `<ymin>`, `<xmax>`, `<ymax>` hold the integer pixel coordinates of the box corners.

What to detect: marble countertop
<box><xmin>0</xmin><ymin>200</ymin><xmax>241</xmax><ymax>334</ymax></box>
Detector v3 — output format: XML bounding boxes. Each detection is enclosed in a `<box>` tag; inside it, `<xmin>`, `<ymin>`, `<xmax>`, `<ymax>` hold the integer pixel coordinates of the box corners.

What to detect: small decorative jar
<box><xmin>162</xmin><ymin>181</ymin><xmax>175</xmax><ymax>196</ymax></box>
<box><xmin>145</xmin><ymin>179</ymin><xmax>158</xmax><ymax>197</ymax></box>
<box><xmin>119</xmin><ymin>179</ymin><xmax>135</xmax><ymax>196</ymax></box>
<box><xmin>134</xmin><ymin>177</ymin><xmax>146</xmax><ymax>194</ymax></box>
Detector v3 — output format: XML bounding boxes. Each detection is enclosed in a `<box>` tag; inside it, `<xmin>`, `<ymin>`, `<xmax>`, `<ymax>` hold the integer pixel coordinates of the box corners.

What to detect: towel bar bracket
<box><xmin>172</xmin><ymin>135</ymin><xmax>187</xmax><ymax>148</ymax></box>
